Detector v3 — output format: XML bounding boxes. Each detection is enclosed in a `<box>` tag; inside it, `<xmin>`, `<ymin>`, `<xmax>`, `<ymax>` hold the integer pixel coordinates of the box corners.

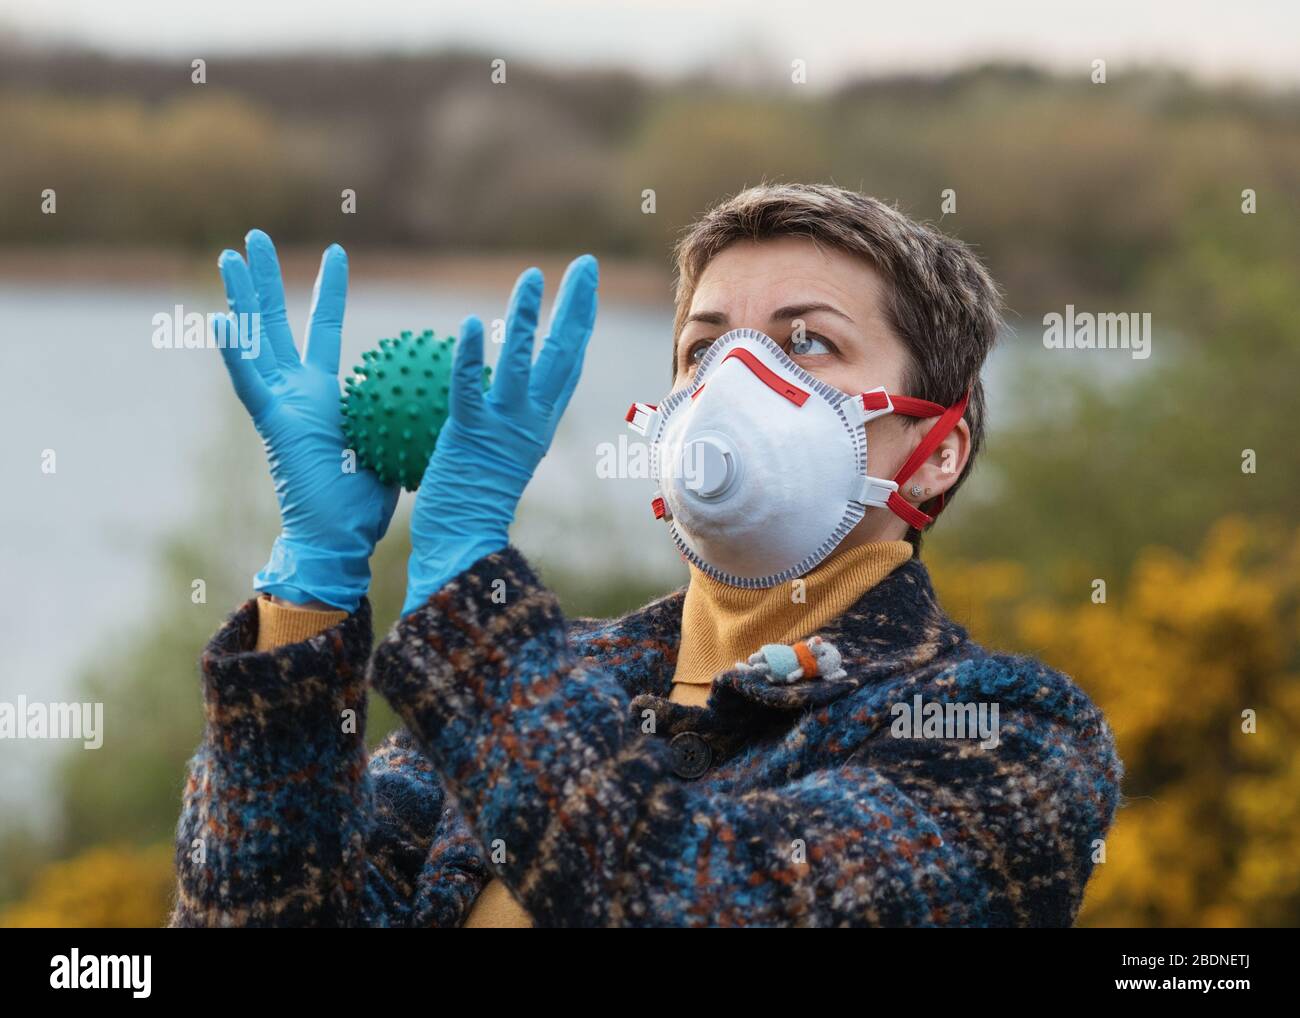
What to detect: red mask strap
<box><xmin>877</xmin><ymin>389</ymin><xmax>971</xmax><ymax>530</ymax></box>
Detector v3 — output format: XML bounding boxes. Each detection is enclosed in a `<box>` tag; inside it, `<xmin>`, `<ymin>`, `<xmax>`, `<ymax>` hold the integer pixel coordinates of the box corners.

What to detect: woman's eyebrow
<box><xmin>685</xmin><ymin>310</ymin><xmax>728</xmax><ymax>325</ymax></box>
<box><xmin>769</xmin><ymin>302</ymin><xmax>855</xmax><ymax>323</ymax></box>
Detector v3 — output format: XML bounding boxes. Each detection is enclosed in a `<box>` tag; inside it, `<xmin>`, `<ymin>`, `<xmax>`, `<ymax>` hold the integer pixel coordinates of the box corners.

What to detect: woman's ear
<box><xmin>904</xmin><ymin>416</ymin><xmax>971</xmax><ymax>506</ymax></box>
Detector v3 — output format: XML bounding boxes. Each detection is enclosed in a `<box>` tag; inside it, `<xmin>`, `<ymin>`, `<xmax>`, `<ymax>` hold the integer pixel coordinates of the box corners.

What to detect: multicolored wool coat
<box><xmin>170</xmin><ymin>546</ymin><xmax>1122</xmax><ymax>927</ymax></box>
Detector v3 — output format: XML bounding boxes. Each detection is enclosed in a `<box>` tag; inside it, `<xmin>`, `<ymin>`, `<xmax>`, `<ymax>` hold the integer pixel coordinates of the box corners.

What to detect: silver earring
<box><xmin>909</xmin><ymin>484</ymin><xmax>923</xmax><ymax>498</ymax></box>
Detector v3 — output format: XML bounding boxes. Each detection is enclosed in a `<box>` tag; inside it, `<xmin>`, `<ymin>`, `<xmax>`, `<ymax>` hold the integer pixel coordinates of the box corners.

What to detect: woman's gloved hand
<box><xmin>403</xmin><ymin>255</ymin><xmax>599</xmax><ymax>615</ymax></box>
<box><xmin>215</xmin><ymin>229</ymin><xmax>399</xmax><ymax>611</ymax></box>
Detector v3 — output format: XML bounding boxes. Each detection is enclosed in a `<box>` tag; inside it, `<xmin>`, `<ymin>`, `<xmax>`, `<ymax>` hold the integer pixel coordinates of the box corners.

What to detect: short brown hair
<box><xmin>670</xmin><ymin>183</ymin><xmax>1002</xmax><ymax>548</ymax></box>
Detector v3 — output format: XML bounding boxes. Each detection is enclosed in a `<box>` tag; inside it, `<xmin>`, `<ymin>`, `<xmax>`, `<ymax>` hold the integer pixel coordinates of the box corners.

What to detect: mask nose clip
<box><xmin>681</xmin><ymin>433</ymin><xmax>740</xmax><ymax>501</ymax></box>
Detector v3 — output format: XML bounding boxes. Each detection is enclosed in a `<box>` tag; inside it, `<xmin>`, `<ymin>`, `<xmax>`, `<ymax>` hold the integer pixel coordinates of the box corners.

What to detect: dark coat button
<box><xmin>670</xmin><ymin>731</ymin><xmax>711</xmax><ymax>780</ymax></box>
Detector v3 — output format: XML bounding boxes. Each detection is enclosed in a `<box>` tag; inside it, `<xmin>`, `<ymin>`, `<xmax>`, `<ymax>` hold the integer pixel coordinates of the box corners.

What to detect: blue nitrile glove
<box><xmin>215</xmin><ymin>229</ymin><xmax>399</xmax><ymax>611</ymax></box>
<box><xmin>403</xmin><ymin>255</ymin><xmax>599</xmax><ymax>615</ymax></box>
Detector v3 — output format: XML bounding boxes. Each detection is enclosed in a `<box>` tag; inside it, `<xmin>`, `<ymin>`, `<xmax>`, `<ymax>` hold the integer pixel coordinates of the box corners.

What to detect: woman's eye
<box><xmin>790</xmin><ymin>333</ymin><xmax>833</xmax><ymax>356</ymax></box>
<box><xmin>686</xmin><ymin>340</ymin><xmax>714</xmax><ymax>368</ymax></box>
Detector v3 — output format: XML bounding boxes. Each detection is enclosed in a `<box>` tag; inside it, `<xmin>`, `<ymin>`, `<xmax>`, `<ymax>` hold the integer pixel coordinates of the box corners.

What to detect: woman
<box><xmin>170</xmin><ymin>183</ymin><xmax>1122</xmax><ymax>927</ymax></box>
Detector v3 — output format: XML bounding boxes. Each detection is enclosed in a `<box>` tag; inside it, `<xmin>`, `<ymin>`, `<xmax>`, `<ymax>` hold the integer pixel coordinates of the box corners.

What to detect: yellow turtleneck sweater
<box><xmin>252</xmin><ymin>539</ymin><xmax>913</xmax><ymax>927</ymax></box>
<box><xmin>667</xmin><ymin>539</ymin><xmax>914</xmax><ymax>707</ymax></box>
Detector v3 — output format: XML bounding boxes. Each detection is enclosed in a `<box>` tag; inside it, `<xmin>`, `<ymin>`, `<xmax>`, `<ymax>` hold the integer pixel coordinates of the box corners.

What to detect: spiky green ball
<box><xmin>340</xmin><ymin>329</ymin><xmax>489</xmax><ymax>491</ymax></box>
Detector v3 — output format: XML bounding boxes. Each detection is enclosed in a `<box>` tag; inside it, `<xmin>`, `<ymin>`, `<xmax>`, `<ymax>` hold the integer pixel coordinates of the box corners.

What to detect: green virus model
<box><xmin>340</xmin><ymin>329</ymin><xmax>489</xmax><ymax>490</ymax></box>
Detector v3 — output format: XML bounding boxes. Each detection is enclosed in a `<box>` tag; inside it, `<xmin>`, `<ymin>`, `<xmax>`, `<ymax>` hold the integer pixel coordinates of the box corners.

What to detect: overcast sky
<box><xmin>2</xmin><ymin>0</ymin><xmax>1297</xmax><ymax>86</ymax></box>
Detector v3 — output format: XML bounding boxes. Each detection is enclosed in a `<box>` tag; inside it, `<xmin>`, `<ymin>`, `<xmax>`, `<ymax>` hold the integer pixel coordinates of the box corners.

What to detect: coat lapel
<box><xmin>710</xmin><ymin>559</ymin><xmax>970</xmax><ymax>714</ymax></box>
<box><xmin>567</xmin><ymin>588</ymin><xmax>685</xmax><ymax>699</ymax></box>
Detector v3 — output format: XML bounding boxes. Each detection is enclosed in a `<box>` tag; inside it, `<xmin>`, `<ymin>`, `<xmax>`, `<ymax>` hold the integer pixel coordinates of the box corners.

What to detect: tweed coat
<box><xmin>170</xmin><ymin>546</ymin><xmax>1122</xmax><ymax>927</ymax></box>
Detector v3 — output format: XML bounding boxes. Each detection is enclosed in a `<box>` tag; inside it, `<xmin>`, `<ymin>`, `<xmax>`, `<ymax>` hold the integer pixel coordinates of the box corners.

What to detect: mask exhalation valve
<box><xmin>681</xmin><ymin>434</ymin><xmax>739</xmax><ymax>501</ymax></box>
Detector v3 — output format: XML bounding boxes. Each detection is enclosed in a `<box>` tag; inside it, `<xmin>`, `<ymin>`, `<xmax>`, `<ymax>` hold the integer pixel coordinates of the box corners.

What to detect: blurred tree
<box><xmin>938</xmin><ymin>201</ymin><xmax>1300</xmax><ymax>584</ymax></box>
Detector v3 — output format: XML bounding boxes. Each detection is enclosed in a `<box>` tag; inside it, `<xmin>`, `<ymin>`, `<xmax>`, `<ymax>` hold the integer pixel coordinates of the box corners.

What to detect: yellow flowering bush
<box><xmin>937</xmin><ymin>517</ymin><xmax>1300</xmax><ymax>927</ymax></box>
<box><xmin>0</xmin><ymin>844</ymin><xmax>174</xmax><ymax>928</ymax></box>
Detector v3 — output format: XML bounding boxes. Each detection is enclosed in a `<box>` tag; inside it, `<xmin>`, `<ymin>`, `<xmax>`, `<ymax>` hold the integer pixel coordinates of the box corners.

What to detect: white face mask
<box><xmin>625</xmin><ymin>328</ymin><xmax>968</xmax><ymax>588</ymax></box>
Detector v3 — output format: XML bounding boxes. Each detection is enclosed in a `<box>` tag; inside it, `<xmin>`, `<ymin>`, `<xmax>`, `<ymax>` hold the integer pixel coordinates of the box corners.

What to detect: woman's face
<box><xmin>674</xmin><ymin>235</ymin><xmax>968</xmax><ymax>544</ymax></box>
